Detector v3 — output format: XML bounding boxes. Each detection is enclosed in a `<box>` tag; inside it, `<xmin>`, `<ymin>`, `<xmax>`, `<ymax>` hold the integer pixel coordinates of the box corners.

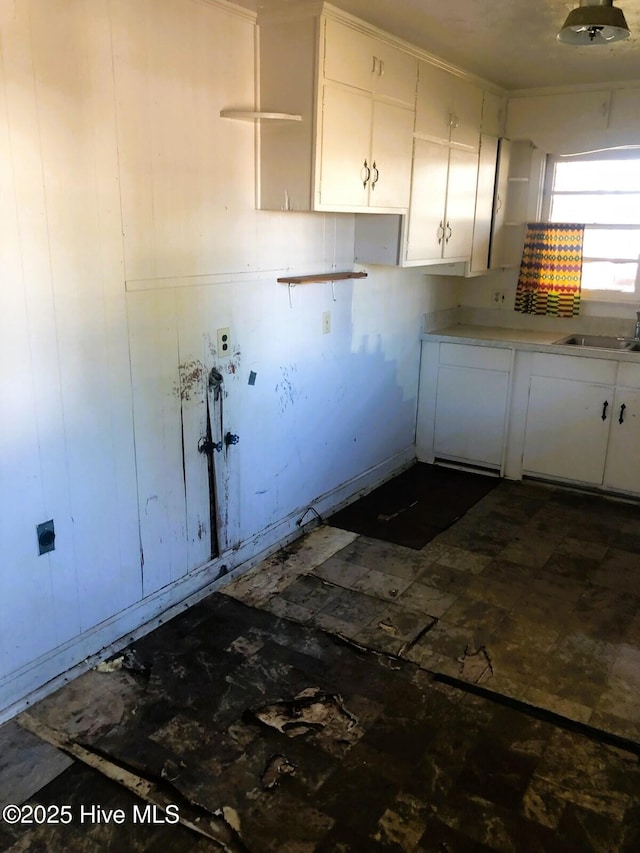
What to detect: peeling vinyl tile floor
<box><xmin>230</xmin><ymin>479</ymin><xmax>640</xmax><ymax>746</ymax></box>
<box><xmin>1</xmin><ymin>479</ymin><xmax>640</xmax><ymax>851</ymax></box>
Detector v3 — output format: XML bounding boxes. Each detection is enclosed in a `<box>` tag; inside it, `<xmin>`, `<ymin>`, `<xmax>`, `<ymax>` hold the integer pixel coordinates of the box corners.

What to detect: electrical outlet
<box><xmin>322</xmin><ymin>311</ymin><xmax>331</xmax><ymax>335</ymax></box>
<box><xmin>493</xmin><ymin>290</ymin><xmax>506</xmax><ymax>305</ymax></box>
<box><xmin>217</xmin><ymin>327</ymin><xmax>231</xmax><ymax>356</ymax></box>
<box><xmin>37</xmin><ymin>519</ymin><xmax>55</xmax><ymax>555</ymax></box>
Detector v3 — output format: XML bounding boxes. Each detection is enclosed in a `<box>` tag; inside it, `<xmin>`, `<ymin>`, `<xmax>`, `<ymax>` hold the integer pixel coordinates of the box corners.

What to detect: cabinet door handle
<box><xmin>602</xmin><ymin>400</ymin><xmax>609</xmax><ymax>421</ymax></box>
<box><xmin>437</xmin><ymin>221</ymin><xmax>444</xmax><ymax>244</ymax></box>
<box><xmin>619</xmin><ymin>403</ymin><xmax>626</xmax><ymax>424</ymax></box>
<box><xmin>372</xmin><ymin>56</ymin><xmax>377</xmax><ymax>74</ymax></box>
<box><xmin>445</xmin><ymin>221</ymin><xmax>452</xmax><ymax>243</ymax></box>
<box><xmin>496</xmin><ymin>195</ymin><xmax>503</xmax><ymax>212</ymax></box>
<box><xmin>379</xmin><ymin>59</ymin><xmax>384</xmax><ymax>76</ymax></box>
<box><xmin>361</xmin><ymin>159</ymin><xmax>371</xmax><ymax>188</ymax></box>
<box><xmin>371</xmin><ymin>161</ymin><xmax>379</xmax><ymax>189</ymax></box>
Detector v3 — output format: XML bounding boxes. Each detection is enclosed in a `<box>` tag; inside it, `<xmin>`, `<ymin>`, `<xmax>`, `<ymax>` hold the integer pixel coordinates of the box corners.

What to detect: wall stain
<box><xmin>176</xmin><ymin>359</ymin><xmax>206</xmax><ymax>401</ymax></box>
<box><xmin>275</xmin><ymin>364</ymin><xmax>299</xmax><ymax>413</ymax></box>
<box><xmin>144</xmin><ymin>495</ymin><xmax>158</xmax><ymax>515</ymax></box>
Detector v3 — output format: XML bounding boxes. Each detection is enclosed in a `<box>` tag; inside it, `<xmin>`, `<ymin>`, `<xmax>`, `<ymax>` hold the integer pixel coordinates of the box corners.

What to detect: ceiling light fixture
<box><xmin>557</xmin><ymin>0</ymin><xmax>630</xmax><ymax>44</ymax></box>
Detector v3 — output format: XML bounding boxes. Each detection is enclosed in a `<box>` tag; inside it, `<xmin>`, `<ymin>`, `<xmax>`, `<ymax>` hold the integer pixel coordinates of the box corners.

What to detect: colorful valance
<box><xmin>515</xmin><ymin>223</ymin><xmax>585</xmax><ymax>317</ymax></box>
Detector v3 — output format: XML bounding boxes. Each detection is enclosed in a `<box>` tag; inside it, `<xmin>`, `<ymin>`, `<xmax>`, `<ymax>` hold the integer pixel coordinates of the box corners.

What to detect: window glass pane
<box><xmin>550</xmin><ymin>194</ymin><xmax>640</xmax><ymax>224</ymax></box>
<box><xmin>547</xmin><ymin>153</ymin><xmax>640</xmax><ymax>295</ymax></box>
<box><xmin>583</xmin><ymin>228</ymin><xmax>640</xmax><ymax>260</ymax></box>
<box><xmin>554</xmin><ymin>160</ymin><xmax>640</xmax><ymax>193</ymax></box>
<box><xmin>581</xmin><ymin>261</ymin><xmax>637</xmax><ymax>292</ymax></box>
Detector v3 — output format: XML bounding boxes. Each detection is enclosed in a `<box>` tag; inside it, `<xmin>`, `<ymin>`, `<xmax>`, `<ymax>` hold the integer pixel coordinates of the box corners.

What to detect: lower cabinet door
<box><xmin>522</xmin><ymin>376</ymin><xmax>611</xmax><ymax>485</ymax></box>
<box><xmin>603</xmin><ymin>388</ymin><xmax>640</xmax><ymax>493</ymax></box>
<box><xmin>433</xmin><ymin>365</ymin><xmax>509</xmax><ymax>467</ymax></box>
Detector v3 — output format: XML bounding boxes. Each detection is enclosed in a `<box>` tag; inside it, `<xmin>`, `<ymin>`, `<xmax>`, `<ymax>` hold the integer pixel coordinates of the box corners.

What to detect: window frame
<box><xmin>542</xmin><ymin>150</ymin><xmax>640</xmax><ymax>302</ymax></box>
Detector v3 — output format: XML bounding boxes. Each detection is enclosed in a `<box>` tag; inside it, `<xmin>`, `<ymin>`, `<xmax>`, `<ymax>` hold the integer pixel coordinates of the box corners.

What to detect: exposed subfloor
<box><xmin>1</xmin><ymin>478</ymin><xmax>640</xmax><ymax>850</ymax></box>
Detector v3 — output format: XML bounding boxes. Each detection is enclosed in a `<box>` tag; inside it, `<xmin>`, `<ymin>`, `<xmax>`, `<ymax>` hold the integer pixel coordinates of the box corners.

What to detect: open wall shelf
<box><xmin>277</xmin><ymin>271</ymin><xmax>368</xmax><ymax>285</ymax></box>
<box><xmin>220</xmin><ymin>109</ymin><xmax>302</xmax><ymax>121</ymax></box>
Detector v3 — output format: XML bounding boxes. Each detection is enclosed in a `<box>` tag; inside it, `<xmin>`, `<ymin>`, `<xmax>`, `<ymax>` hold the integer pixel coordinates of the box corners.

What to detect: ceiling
<box><xmin>244</xmin><ymin>0</ymin><xmax>640</xmax><ymax>91</ymax></box>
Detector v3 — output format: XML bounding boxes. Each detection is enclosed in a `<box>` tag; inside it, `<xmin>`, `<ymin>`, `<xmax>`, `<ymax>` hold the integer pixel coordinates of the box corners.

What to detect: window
<box><xmin>543</xmin><ymin>150</ymin><xmax>640</xmax><ymax>300</ymax></box>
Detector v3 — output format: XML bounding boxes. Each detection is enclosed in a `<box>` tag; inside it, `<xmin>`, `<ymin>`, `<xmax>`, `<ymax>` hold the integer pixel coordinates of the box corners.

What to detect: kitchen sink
<box><xmin>553</xmin><ymin>334</ymin><xmax>640</xmax><ymax>352</ymax></box>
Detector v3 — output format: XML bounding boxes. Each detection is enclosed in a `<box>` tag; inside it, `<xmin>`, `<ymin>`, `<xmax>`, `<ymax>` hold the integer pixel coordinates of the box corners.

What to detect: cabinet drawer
<box><xmin>531</xmin><ymin>353</ymin><xmax>617</xmax><ymax>384</ymax></box>
<box><xmin>616</xmin><ymin>361</ymin><xmax>640</xmax><ymax>389</ymax></box>
<box><xmin>439</xmin><ymin>342</ymin><xmax>511</xmax><ymax>371</ymax></box>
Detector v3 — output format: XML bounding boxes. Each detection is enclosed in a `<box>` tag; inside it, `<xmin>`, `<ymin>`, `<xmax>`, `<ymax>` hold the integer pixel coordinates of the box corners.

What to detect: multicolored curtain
<box><xmin>515</xmin><ymin>223</ymin><xmax>585</xmax><ymax>317</ymax></box>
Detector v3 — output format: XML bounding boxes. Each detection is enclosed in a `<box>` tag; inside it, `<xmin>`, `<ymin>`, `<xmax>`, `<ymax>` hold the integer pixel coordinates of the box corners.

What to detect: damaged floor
<box><xmin>1</xmin><ymin>478</ymin><xmax>640</xmax><ymax>850</ymax></box>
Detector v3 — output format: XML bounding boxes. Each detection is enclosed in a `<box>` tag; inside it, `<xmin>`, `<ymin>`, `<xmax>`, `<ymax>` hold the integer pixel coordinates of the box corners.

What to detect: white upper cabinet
<box><xmin>354</xmin><ymin>60</ymin><xmax>501</xmax><ymax>269</ymax></box>
<box><xmin>402</xmin><ymin>60</ymin><xmax>481</xmax><ymax>264</ymax></box>
<box><xmin>323</xmin><ymin>17</ymin><xmax>417</xmax><ymax>106</ymax></box>
<box><xmin>405</xmin><ymin>141</ymin><xmax>479</xmax><ymax>263</ymax></box>
<box><xmin>257</xmin><ymin>11</ymin><xmax>417</xmax><ymax>212</ymax></box>
<box><xmin>469</xmin><ymin>134</ymin><xmax>499</xmax><ymax>274</ymax></box>
<box><xmin>415</xmin><ymin>62</ymin><xmax>483</xmax><ymax>150</ymax></box>
<box><xmin>316</xmin><ymin>86</ymin><xmax>414</xmax><ymax>210</ymax></box>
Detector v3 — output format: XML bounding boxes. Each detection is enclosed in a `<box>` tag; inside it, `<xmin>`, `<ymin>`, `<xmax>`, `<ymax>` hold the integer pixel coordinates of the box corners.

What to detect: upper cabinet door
<box><xmin>414</xmin><ymin>63</ymin><xmax>452</xmax><ymax>142</ymax></box>
<box><xmin>323</xmin><ymin>18</ymin><xmax>417</xmax><ymax>107</ymax></box>
<box><xmin>450</xmin><ymin>77</ymin><xmax>483</xmax><ymax>149</ymax></box>
<box><xmin>369</xmin><ymin>101</ymin><xmax>415</xmax><ymax>209</ymax></box>
<box><xmin>470</xmin><ymin>135</ymin><xmax>499</xmax><ymax>273</ymax></box>
<box><xmin>415</xmin><ymin>61</ymin><xmax>482</xmax><ymax>150</ymax></box>
<box><xmin>317</xmin><ymin>84</ymin><xmax>372</xmax><ymax>209</ymax></box>
<box><xmin>443</xmin><ymin>147</ymin><xmax>479</xmax><ymax>259</ymax></box>
<box><xmin>371</xmin><ymin>39</ymin><xmax>418</xmax><ymax>106</ymax></box>
<box><xmin>406</xmin><ymin>138</ymin><xmax>450</xmax><ymax>262</ymax></box>
<box><xmin>323</xmin><ymin>17</ymin><xmax>379</xmax><ymax>93</ymax></box>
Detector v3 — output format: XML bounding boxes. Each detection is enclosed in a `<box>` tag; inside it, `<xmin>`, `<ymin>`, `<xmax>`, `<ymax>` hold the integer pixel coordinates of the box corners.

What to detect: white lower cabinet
<box><xmin>417</xmin><ymin>342</ymin><xmax>511</xmax><ymax>471</ymax></box>
<box><xmin>522</xmin><ymin>375</ymin><xmax>612</xmax><ymax>484</ymax></box>
<box><xmin>603</xmin><ymin>387</ymin><xmax>640</xmax><ymax>493</ymax></box>
<box><xmin>521</xmin><ymin>354</ymin><xmax>640</xmax><ymax>494</ymax></box>
<box><xmin>419</xmin><ymin>342</ymin><xmax>640</xmax><ymax>497</ymax></box>
<box><xmin>434</xmin><ymin>365</ymin><xmax>510</xmax><ymax>467</ymax></box>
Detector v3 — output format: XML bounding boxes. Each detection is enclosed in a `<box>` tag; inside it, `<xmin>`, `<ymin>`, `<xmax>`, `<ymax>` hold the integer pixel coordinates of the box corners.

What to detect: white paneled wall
<box><xmin>0</xmin><ymin>0</ymin><xmax>141</xmax><ymax>686</ymax></box>
<box><xmin>0</xmin><ymin>0</ymin><xmax>439</xmax><ymax>717</ymax></box>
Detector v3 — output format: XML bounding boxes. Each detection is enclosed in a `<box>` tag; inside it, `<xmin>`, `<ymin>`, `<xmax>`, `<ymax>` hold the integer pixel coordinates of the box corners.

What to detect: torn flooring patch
<box><xmin>457</xmin><ymin>644</ymin><xmax>494</xmax><ymax>683</ymax></box>
<box><xmin>260</xmin><ymin>754</ymin><xmax>296</xmax><ymax>790</ymax></box>
<box><xmin>247</xmin><ymin>687</ymin><xmax>358</xmax><ymax>737</ymax></box>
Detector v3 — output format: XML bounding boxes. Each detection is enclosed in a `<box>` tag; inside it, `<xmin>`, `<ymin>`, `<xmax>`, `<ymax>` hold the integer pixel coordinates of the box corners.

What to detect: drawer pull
<box><xmin>602</xmin><ymin>400</ymin><xmax>609</xmax><ymax>421</ymax></box>
<box><xmin>619</xmin><ymin>403</ymin><xmax>626</xmax><ymax>424</ymax></box>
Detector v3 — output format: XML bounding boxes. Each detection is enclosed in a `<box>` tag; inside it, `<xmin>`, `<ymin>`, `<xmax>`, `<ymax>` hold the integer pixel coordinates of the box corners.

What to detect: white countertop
<box><xmin>423</xmin><ymin>324</ymin><xmax>640</xmax><ymax>362</ymax></box>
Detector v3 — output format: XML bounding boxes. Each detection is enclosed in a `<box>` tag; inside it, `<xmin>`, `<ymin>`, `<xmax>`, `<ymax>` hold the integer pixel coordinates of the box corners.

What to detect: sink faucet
<box><xmin>635</xmin><ymin>311</ymin><xmax>640</xmax><ymax>340</ymax></box>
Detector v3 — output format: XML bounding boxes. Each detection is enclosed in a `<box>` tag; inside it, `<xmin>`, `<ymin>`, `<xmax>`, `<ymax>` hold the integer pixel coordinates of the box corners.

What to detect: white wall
<box><xmin>458</xmin><ymin>266</ymin><xmax>640</xmax><ymax>337</ymax></box>
<box><xmin>0</xmin><ymin>0</ymin><xmax>446</xmax><ymax>716</ymax></box>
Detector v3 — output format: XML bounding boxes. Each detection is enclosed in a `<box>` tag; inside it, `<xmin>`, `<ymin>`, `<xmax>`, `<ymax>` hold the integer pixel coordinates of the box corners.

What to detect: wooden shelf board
<box><xmin>220</xmin><ymin>109</ymin><xmax>302</xmax><ymax>121</ymax></box>
<box><xmin>277</xmin><ymin>271</ymin><xmax>368</xmax><ymax>285</ymax></box>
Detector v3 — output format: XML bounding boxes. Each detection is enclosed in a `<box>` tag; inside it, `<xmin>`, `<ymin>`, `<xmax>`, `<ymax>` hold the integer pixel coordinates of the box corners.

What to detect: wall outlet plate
<box><xmin>322</xmin><ymin>311</ymin><xmax>331</xmax><ymax>335</ymax></box>
<box><xmin>37</xmin><ymin>519</ymin><xmax>55</xmax><ymax>555</ymax></box>
<box><xmin>217</xmin><ymin>327</ymin><xmax>231</xmax><ymax>356</ymax></box>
